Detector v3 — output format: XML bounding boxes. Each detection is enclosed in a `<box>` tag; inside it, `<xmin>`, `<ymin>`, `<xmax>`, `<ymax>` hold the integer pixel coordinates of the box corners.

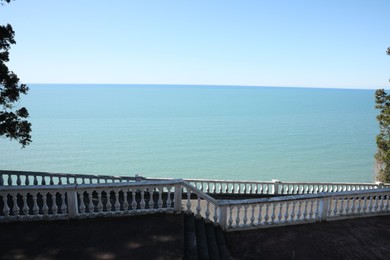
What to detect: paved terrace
<box><xmin>0</xmin><ymin>214</ymin><xmax>389</xmax><ymax>260</ymax></box>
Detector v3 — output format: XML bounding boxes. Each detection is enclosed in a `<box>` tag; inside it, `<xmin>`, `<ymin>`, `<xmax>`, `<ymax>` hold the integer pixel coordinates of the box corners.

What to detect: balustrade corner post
<box><xmin>218</xmin><ymin>205</ymin><xmax>228</xmax><ymax>230</ymax></box>
<box><xmin>320</xmin><ymin>197</ymin><xmax>330</xmax><ymax>221</ymax></box>
<box><xmin>135</xmin><ymin>174</ymin><xmax>143</xmax><ymax>182</ymax></box>
<box><xmin>174</xmin><ymin>184</ymin><xmax>182</xmax><ymax>213</ymax></box>
<box><xmin>375</xmin><ymin>181</ymin><xmax>384</xmax><ymax>189</ymax></box>
<box><xmin>67</xmin><ymin>188</ymin><xmax>79</xmax><ymax>219</ymax></box>
<box><xmin>272</xmin><ymin>179</ymin><xmax>281</xmax><ymax>195</ymax></box>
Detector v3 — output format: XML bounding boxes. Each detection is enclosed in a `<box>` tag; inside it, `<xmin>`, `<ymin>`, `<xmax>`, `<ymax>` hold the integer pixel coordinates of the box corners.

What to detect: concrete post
<box><xmin>272</xmin><ymin>179</ymin><xmax>281</xmax><ymax>195</ymax></box>
<box><xmin>320</xmin><ymin>197</ymin><xmax>330</xmax><ymax>221</ymax></box>
<box><xmin>218</xmin><ymin>205</ymin><xmax>228</xmax><ymax>230</ymax></box>
<box><xmin>174</xmin><ymin>184</ymin><xmax>182</xmax><ymax>213</ymax></box>
<box><xmin>67</xmin><ymin>189</ymin><xmax>79</xmax><ymax>219</ymax></box>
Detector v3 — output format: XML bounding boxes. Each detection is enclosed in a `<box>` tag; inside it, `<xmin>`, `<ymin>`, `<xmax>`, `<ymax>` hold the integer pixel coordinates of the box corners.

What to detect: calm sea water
<box><xmin>0</xmin><ymin>84</ymin><xmax>378</xmax><ymax>182</ymax></box>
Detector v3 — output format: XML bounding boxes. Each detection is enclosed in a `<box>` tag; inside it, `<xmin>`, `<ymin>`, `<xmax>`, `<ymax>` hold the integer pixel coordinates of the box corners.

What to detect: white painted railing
<box><xmin>183</xmin><ymin>178</ymin><xmax>388</xmax><ymax>196</ymax></box>
<box><xmin>1</xmin><ymin>177</ymin><xmax>390</xmax><ymax>232</ymax></box>
<box><xmin>0</xmin><ymin>180</ymin><xmax>182</xmax><ymax>222</ymax></box>
<box><xmin>217</xmin><ymin>188</ymin><xmax>390</xmax><ymax>231</ymax></box>
<box><xmin>0</xmin><ymin>170</ymin><xmax>144</xmax><ymax>186</ymax></box>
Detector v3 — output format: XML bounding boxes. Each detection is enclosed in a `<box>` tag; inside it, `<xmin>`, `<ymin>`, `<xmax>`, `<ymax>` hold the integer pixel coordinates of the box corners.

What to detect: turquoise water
<box><xmin>0</xmin><ymin>84</ymin><xmax>378</xmax><ymax>182</ymax></box>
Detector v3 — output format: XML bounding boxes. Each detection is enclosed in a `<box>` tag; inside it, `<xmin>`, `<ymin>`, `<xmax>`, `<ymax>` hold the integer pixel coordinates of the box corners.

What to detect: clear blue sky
<box><xmin>1</xmin><ymin>0</ymin><xmax>389</xmax><ymax>89</ymax></box>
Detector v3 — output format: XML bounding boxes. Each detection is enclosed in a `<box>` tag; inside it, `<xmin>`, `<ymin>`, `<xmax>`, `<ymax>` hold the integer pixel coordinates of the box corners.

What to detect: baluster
<box><xmin>16</xmin><ymin>175</ymin><xmax>21</xmax><ymax>185</ymax></box>
<box><xmin>228</xmin><ymin>207</ymin><xmax>233</xmax><ymax>227</ymax></box>
<box><xmin>309</xmin><ymin>200</ymin><xmax>314</xmax><ymax>219</ymax></box>
<box><xmin>205</xmin><ymin>201</ymin><xmax>210</xmax><ymax>221</ymax></box>
<box><xmin>149</xmin><ymin>189</ymin><xmax>155</xmax><ymax>209</ymax></box>
<box><xmin>243</xmin><ymin>184</ymin><xmax>246</xmax><ymax>194</ymax></box>
<box><xmin>66</xmin><ymin>177</ymin><xmax>70</xmax><ymax>184</ymax></box>
<box><xmin>235</xmin><ymin>206</ymin><xmax>241</xmax><ymax>226</ymax></box>
<box><xmin>356</xmin><ymin>196</ymin><xmax>361</xmax><ymax>214</ymax></box>
<box><xmin>166</xmin><ymin>187</ymin><xmax>172</xmax><ymax>208</ymax></box>
<box><xmin>49</xmin><ymin>192</ymin><xmax>57</xmax><ymax>215</ymax></box>
<box><xmin>50</xmin><ymin>176</ymin><xmax>54</xmax><ymax>185</ymax></box>
<box><xmin>303</xmin><ymin>200</ymin><xmax>308</xmax><ymax>220</ymax></box>
<box><xmin>42</xmin><ymin>193</ymin><xmax>49</xmax><ymax>216</ymax></box>
<box><xmin>33</xmin><ymin>193</ymin><xmax>39</xmax><ymax>215</ymax></box>
<box><xmin>259</xmin><ymin>184</ymin><xmax>263</xmax><ymax>194</ymax></box>
<box><xmin>140</xmin><ymin>189</ymin><xmax>146</xmax><ymax>210</ymax></box>
<box><xmin>251</xmin><ymin>205</ymin><xmax>256</xmax><ymax>225</ymax></box>
<box><xmin>345</xmin><ymin>197</ymin><xmax>350</xmax><ymax>215</ymax></box>
<box><xmin>257</xmin><ymin>204</ymin><xmax>263</xmax><ymax>224</ymax></box>
<box><xmin>339</xmin><ymin>197</ymin><xmax>344</xmax><ymax>215</ymax></box>
<box><xmin>327</xmin><ymin>198</ymin><xmax>333</xmax><ymax>216</ymax></box>
<box><xmin>368</xmin><ymin>196</ymin><xmax>373</xmax><ymax>213</ymax></box>
<box><xmin>362</xmin><ymin>196</ymin><xmax>367</xmax><ymax>213</ymax></box>
<box><xmin>58</xmin><ymin>177</ymin><xmax>62</xmax><ymax>185</ymax></box>
<box><xmin>0</xmin><ymin>174</ymin><xmax>3</xmax><ymax>185</ymax></box>
<box><xmin>385</xmin><ymin>194</ymin><xmax>389</xmax><ymax>211</ymax></box>
<box><xmin>33</xmin><ymin>175</ymin><xmax>38</xmax><ymax>185</ymax></box>
<box><xmin>373</xmin><ymin>195</ymin><xmax>379</xmax><ymax>213</ymax></box>
<box><xmin>12</xmin><ymin>194</ymin><xmax>20</xmax><ymax>216</ymax></box>
<box><xmin>22</xmin><ymin>193</ymin><xmax>29</xmax><ymax>215</ymax></box>
<box><xmin>206</xmin><ymin>183</ymin><xmax>210</xmax><ymax>193</ymax></box>
<box><xmin>296</xmin><ymin>201</ymin><xmax>302</xmax><ymax>220</ymax></box>
<box><xmin>61</xmin><ymin>193</ymin><xmax>67</xmax><ymax>214</ymax></box>
<box><xmin>379</xmin><ymin>194</ymin><xmax>384</xmax><ymax>211</ymax></box>
<box><xmin>8</xmin><ymin>174</ymin><xmax>12</xmax><ymax>185</ymax></box>
<box><xmin>196</xmin><ymin>197</ymin><xmax>201</xmax><ymax>217</ymax></box>
<box><xmin>243</xmin><ymin>205</ymin><xmax>248</xmax><ymax>225</ymax></box>
<box><xmin>315</xmin><ymin>199</ymin><xmax>320</xmax><ymax>219</ymax></box>
<box><xmin>284</xmin><ymin>201</ymin><xmax>290</xmax><ymax>221</ymax></box>
<box><xmin>332</xmin><ymin>198</ymin><xmax>338</xmax><ymax>216</ymax></box>
<box><xmin>3</xmin><ymin>194</ymin><xmax>10</xmax><ymax>217</ymax></box>
<box><xmin>214</xmin><ymin>206</ymin><xmax>218</xmax><ymax>223</ymax></box>
<box><xmin>265</xmin><ymin>185</ymin><xmax>269</xmax><ymax>194</ymax></box>
<box><xmin>157</xmin><ymin>188</ymin><xmax>163</xmax><ymax>209</ymax></box>
<box><xmin>290</xmin><ymin>201</ymin><xmax>296</xmax><ymax>221</ymax></box>
<box><xmin>131</xmin><ymin>190</ymin><xmax>137</xmax><ymax>211</ymax></box>
<box><xmin>123</xmin><ymin>190</ymin><xmax>129</xmax><ymax>212</ymax></box>
<box><xmin>97</xmin><ymin>192</ymin><xmax>103</xmax><ymax>213</ymax></box>
<box><xmin>42</xmin><ymin>176</ymin><xmax>46</xmax><ymax>185</ymax></box>
<box><xmin>106</xmin><ymin>191</ymin><xmax>112</xmax><ymax>212</ymax></box>
<box><xmin>186</xmin><ymin>191</ymin><xmax>192</xmax><ymax>213</ymax></box>
<box><xmin>79</xmin><ymin>192</ymin><xmax>86</xmax><ymax>214</ymax></box>
<box><xmin>254</xmin><ymin>184</ymin><xmax>258</xmax><ymax>194</ymax></box>
<box><xmin>87</xmin><ymin>192</ymin><xmax>93</xmax><ymax>213</ymax></box>
<box><xmin>25</xmin><ymin>175</ymin><xmax>30</xmax><ymax>185</ymax></box>
<box><xmin>114</xmin><ymin>191</ymin><xmax>120</xmax><ymax>212</ymax></box>
<box><xmin>264</xmin><ymin>204</ymin><xmax>270</xmax><ymax>224</ymax></box>
<box><xmin>270</xmin><ymin>203</ymin><xmax>276</xmax><ymax>223</ymax></box>
<box><xmin>350</xmin><ymin>196</ymin><xmax>356</xmax><ymax>214</ymax></box>
<box><xmin>278</xmin><ymin>202</ymin><xmax>284</xmax><ymax>221</ymax></box>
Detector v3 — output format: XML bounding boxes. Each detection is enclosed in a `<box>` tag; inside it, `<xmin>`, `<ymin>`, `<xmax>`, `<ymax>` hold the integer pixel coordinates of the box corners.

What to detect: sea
<box><xmin>0</xmin><ymin>84</ymin><xmax>379</xmax><ymax>183</ymax></box>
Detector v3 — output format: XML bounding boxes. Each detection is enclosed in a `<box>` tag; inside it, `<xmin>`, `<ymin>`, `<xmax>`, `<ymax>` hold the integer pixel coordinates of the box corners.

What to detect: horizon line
<box><xmin>24</xmin><ymin>83</ymin><xmax>387</xmax><ymax>91</ymax></box>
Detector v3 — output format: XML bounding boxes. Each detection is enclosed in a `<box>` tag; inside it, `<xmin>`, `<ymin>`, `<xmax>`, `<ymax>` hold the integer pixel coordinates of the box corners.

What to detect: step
<box><xmin>195</xmin><ymin>217</ymin><xmax>210</xmax><ymax>260</ymax></box>
<box><xmin>205</xmin><ymin>222</ymin><xmax>220</xmax><ymax>260</ymax></box>
<box><xmin>184</xmin><ymin>214</ymin><xmax>198</xmax><ymax>260</ymax></box>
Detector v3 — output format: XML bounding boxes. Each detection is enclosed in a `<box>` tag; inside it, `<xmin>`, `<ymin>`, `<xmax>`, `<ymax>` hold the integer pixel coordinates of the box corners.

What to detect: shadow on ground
<box><xmin>0</xmin><ymin>214</ymin><xmax>183</xmax><ymax>260</ymax></box>
<box><xmin>225</xmin><ymin>215</ymin><xmax>390</xmax><ymax>260</ymax></box>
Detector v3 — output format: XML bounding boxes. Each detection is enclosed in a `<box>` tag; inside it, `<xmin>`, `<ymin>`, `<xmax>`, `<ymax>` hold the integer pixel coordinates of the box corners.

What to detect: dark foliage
<box><xmin>0</xmin><ymin>0</ymin><xmax>31</xmax><ymax>147</ymax></box>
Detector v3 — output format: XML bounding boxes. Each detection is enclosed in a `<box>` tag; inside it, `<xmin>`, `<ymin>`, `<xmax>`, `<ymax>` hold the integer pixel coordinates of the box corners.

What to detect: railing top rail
<box><xmin>0</xmin><ymin>169</ymin><xmax>143</xmax><ymax>181</ymax></box>
<box><xmin>219</xmin><ymin>187</ymin><xmax>390</xmax><ymax>206</ymax></box>
<box><xmin>0</xmin><ymin>179</ymin><xmax>184</xmax><ymax>193</ymax></box>
<box><xmin>182</xmin><ymin>181</ymin><xmax>219</xmax><ymax>205</ymax></box>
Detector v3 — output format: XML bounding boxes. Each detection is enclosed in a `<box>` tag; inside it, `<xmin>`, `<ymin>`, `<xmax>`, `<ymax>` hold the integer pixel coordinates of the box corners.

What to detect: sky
<box><xmin>1</xmin><ymin>0</ymin><xmax>389</xmax><ymax>89</ymax></box>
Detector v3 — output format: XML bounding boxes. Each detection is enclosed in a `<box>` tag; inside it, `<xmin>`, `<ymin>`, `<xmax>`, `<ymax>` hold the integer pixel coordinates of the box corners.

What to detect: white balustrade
<box><xmin>0</xmin><ymin>170</ymin><xmax>142</xmax><ymax>186</ymax></box>
<box><xmin>217</xmin><ymin>188</ymin><xmax>390</xmax><ymax>231</ymax></box>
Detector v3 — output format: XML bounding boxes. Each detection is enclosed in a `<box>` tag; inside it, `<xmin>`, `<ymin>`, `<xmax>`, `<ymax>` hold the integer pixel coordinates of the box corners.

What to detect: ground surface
<box><xmin>225</xmin><ymin>215</ymin><xmax>390</xmax><ymax>260</ymax></box>
<box><xmin>0</xmin><ymin>214</ymin><xmax>183</xmax><ymax>260</ymax></box>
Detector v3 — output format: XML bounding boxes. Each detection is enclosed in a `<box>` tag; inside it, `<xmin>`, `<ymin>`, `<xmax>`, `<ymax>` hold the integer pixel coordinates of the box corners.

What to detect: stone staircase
<box><xmin>183</xmin><ymin>213</ymin><xmax>234</xmax><ymax>260</ymax></box>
